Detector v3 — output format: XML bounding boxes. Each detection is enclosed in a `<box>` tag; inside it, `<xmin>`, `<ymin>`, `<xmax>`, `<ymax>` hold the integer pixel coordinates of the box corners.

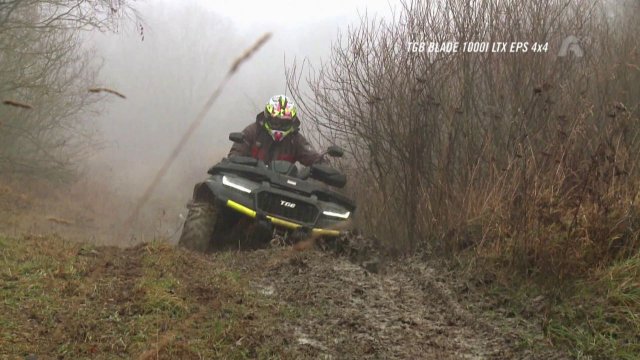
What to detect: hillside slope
<box><xmin>0</xmin><ymin>235</ymin><xmax>567</xmax><ymax>359</ymax></box>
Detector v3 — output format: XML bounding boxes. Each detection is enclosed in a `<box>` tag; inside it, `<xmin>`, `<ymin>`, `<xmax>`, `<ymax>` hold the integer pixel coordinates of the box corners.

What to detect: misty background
<box><xmin>84</xmin><ymin>0</ymin><xmax>392</xmax><ymax>227</ymax></box>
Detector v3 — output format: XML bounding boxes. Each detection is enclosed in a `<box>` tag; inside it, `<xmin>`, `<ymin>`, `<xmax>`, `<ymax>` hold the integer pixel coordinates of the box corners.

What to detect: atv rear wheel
<box><xmin>178</xmin><ymin>202</ymin><xmax>218</xmax><ymax>252</ymax></box>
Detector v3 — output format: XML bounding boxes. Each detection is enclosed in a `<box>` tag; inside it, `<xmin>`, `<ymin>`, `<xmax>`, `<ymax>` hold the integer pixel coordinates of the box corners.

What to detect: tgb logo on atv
<box><xmin>280</xmin><ymin>200</ymin><xmax>296</xmax><ymax>208</ymax></box>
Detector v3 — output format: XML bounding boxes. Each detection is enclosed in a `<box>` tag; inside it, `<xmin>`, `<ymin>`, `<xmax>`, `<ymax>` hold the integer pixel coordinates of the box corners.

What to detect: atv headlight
<box><xmin>222</xmin><ymin>175</ymin><xmax>253</xmax><ymax>194</ymax></box>
<box><xmin>322</xmin><ymin>210</ymin><xmax>351</xmax><ymax>219</ymax></box>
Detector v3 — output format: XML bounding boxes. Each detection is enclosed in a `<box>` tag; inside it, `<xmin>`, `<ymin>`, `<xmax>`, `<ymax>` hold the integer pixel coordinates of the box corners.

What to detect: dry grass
<box><xmin>1</xmin><ymin>99</ymin><xmax>33</xmax><ymax>109</ymax></box>
<box><xmin>88</xmin><ymin>87</ymin><xmax>127</xmax><ymax>99</ymax></box>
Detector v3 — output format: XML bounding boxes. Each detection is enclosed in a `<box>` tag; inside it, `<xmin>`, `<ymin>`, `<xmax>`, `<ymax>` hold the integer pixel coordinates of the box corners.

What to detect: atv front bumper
<box><xmin>225</xmin><ymin>200</ymin><xmax>343</xmax><ymax>237</ymax></box>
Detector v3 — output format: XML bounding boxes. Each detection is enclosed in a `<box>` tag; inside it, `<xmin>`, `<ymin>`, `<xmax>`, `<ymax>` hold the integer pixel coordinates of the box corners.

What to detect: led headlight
<box><xmin>322</xmin><ymin>210</ymin><xmax>351</xmax><ymax>219</ymax></box>
<box><xmin>222</xmin><ymin>175</ymin><xmax>253</xmax><ymax>194</ymax></box>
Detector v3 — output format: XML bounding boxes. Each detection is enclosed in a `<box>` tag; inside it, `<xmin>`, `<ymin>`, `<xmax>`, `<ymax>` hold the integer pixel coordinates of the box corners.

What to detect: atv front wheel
<box><xmin>178</xmin><ymin>202</ymin><xmax>218</xmax><ymax>252</ymax></box>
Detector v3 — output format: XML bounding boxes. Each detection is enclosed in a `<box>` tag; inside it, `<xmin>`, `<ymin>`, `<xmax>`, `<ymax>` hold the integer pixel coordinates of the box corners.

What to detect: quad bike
<box><xmin>177</xmin><ymin>132</ymin><xmax>356</xmax><ymax>252</ymax></box>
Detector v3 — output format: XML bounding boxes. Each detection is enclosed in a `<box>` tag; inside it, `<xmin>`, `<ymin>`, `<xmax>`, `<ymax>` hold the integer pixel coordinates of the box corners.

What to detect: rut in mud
<box><xmin>231</xmin><ymin>247</ymin><xmax>562</xmax><ymax>360</ymax></box>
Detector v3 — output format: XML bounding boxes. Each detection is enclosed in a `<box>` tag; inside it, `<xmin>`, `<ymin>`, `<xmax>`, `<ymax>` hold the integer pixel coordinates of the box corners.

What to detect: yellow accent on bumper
<box><xmin>227</xmin><ymin>199</ymin><xmax>256</xmax><ymax>217</ymax></box>
<box><xmin>225</xmin><ymin>200</ymin><xmax>341</xmax><ymax>237</ymax></box>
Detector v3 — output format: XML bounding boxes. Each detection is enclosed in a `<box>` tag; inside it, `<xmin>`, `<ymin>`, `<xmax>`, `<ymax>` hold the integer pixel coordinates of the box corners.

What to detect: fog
<box><xmin>83</xmin><ymin>0</ymin><xmax>392</xmax><ymax>237</ymax></box>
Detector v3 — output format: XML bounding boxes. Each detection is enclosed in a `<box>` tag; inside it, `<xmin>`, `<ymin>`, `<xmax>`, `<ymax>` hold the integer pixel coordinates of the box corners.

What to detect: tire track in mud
<box><xmin>234</xmin><ymin>248</ymin><xmax>525</xmax><ymax>359</ymax></box>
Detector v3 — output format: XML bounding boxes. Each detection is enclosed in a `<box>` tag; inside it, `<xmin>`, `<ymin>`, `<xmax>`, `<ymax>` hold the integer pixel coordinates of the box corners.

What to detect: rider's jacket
<box><xmin>228</xmin><ymin>112</ymin><xmax>324</xmax><ymax>166</ymax></box>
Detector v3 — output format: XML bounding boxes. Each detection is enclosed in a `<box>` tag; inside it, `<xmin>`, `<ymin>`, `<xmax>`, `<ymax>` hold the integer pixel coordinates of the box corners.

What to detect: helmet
<box><xmin>263</xmin><ymin>95</ymin><xmax>298</xmax><ymax>142</ymax></box>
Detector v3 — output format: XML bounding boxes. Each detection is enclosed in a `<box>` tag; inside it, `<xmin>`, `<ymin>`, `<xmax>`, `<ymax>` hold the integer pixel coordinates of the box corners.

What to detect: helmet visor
<box><xmin>266</xmin><ymin>117</ymin><xmax>293</xmax><ymax>131</ymax></box>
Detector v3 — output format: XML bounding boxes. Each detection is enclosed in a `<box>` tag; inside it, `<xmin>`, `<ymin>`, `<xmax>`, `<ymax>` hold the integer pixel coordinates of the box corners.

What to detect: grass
<box><xmin>0</xmin><ymin>234</ymin><xmax>306</xmax><ymax>359</ymax></box>
<box><xmin>462</xmin><ymin>250</ymin><xmax>640</xmax><ymax>360</ymax></box>
<box><xmin>544</xmin><ymin>255</ymin><xmax>640</xmax><ymax>359</ymax></box>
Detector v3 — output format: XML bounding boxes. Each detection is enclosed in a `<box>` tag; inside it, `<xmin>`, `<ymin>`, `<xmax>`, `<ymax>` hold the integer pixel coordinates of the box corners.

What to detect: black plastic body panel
<box><xmin>200</xmin><ymin>157</ymin><xmax>355</xmax><ymax>230</ymax></box>
<box><xmin>208</xmin><ymin>158</ymin><xmax>355</xmax><ymax>210</ymax></box>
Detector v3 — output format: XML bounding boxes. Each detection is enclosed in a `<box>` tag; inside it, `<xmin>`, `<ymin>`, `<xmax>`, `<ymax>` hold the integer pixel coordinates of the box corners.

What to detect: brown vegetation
<box><xmin>289</xmin><ymin>1</ymin><xmax>640</xmax><ymax>356</ymax></box>
<box><xmin>290</xmin><ymin>0</ymin><xmax>640</xmax><ymax>278</ymax></box>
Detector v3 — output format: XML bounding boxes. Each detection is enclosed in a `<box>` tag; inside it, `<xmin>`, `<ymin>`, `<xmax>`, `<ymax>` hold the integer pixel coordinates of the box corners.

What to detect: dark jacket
<box><xmin>228</xmin><ymin>113</ymin><xmax>324</xmax><ymax>166</ymax></box>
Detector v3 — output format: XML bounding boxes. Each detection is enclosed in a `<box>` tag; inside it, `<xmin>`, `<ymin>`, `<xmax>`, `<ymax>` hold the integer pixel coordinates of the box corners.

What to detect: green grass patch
<box><xmin>137</xmin><ymin>275</ymin><xmax>188</xmax><ymax>318</ymax></box>
<box><xmin>0</xmin><ymin>234</ymin><xmax>306</xmax><ymax>358</ymax></box>
<box><xmin>465</xmin><ymin>250</ymin><xmax>640</xmax><ymax>359</ymax></box>
<box><xmin>543</xmin><ymin>255</ymin><xmax>640</xmax><ymax>359</ymax></box>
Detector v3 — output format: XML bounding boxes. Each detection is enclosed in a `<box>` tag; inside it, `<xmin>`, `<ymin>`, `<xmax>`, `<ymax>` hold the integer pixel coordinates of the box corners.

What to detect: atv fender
<box><xmin>193</xmin><ymin>177</ymin><xmax>250</xmax><ymax>207</ymax></box>
<box><xmin>192</xmin><ymin>181</ymin><xmax>217</xmax><ymax>204</ymax></box>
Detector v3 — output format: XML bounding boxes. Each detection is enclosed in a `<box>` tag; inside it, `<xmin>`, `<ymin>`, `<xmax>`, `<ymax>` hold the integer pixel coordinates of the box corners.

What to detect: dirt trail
<box><xmin>226</xmin><ymin>247</ymin><xmax>563</xmax><ymax>359</ymax></box>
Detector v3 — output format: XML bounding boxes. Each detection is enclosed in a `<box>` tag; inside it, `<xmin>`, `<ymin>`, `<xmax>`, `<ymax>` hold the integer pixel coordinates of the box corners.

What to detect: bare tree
<box><xmin>0</xmin><ymin>1</ymin><xmax>137</xmax><ymax>179</ymax></box>
<box><xmin>0</xmin><ymin>0</ymin><xmax>136</xmax><ymax>31</ymax></box>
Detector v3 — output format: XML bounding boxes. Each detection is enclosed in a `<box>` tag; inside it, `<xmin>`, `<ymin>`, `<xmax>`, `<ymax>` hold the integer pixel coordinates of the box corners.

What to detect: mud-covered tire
<box><xmin>178</xmin><ymin>202</ymin><xmax>218</xmax><ymax>252</ymax></box>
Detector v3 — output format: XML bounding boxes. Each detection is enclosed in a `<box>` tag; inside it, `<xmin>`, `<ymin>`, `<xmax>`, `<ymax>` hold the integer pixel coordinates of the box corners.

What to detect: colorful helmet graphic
<box><xmin>263</xmin><ymin>95</ymin><xmax>298</xmax><ymax>142</ymax></box>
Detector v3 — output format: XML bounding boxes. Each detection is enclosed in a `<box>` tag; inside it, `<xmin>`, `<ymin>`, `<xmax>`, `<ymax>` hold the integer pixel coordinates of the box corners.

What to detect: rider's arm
<box><xmin>228</xmin><ymin>123</ymin><xmax>258</xmax><ymax>158</ymax></box>
<box><xmin>294</xmin><ymin>133</ymin><xmax>325</xmax><ymax>166</ymax></box>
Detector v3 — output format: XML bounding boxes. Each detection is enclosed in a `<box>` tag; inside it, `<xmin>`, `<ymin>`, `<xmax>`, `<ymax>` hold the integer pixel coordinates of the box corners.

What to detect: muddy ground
<box><xmin>230</xmin><ymin>245</ymin><xmax>567</xmax><ymax>359</ymax></box>
<box><xmin>0</xmin><ymin>232</ymin><xmax>569</xmax><ymax>359</ymax></box>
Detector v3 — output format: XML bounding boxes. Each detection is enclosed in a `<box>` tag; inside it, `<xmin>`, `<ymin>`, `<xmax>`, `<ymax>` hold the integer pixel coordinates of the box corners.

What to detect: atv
<box><xmin>177</xmin><ymin>132</ymin><xmax>355</xmax><ymax>252</ymax></box>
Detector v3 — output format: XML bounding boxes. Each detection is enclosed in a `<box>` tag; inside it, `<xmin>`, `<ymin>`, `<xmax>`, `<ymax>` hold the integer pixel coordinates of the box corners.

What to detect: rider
<box><xmin>228</xmin><ymin>95</ymin><xmax>324</xmax><ymax>166</ymax></box>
